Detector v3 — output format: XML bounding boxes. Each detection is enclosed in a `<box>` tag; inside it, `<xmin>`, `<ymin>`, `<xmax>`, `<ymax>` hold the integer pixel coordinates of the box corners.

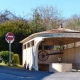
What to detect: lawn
<box><xmin>0</xmin><ymin>62</ymin><xmax>24</xmax><ymax>69</ymax></box>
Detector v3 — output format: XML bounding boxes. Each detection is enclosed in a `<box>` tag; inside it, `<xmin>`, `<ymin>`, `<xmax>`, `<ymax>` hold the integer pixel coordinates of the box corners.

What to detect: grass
<box><xmin>0</xmin><ymin>62</ymin><xmax>7</xmax><ymax>66</ymax></box>
<box><xmin>7</xmin><ymin>64</ymin><xmax>24</xmax><ymax>69</ymax></box>
<box><xmin>0</xmin><ymin>62</ymin><xmax>24</xmax><ymax>69</ymax></box>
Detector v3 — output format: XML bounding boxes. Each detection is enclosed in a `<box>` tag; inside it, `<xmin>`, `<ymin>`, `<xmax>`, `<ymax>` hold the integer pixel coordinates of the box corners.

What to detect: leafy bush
<box><xmin>12</xmin><ymin>54</ymin><xmax>20</xmax><ymax>66</ymax></box>
<box><xmin>0</xmin><ymin>51</ymin><xmax>14</xmax><ymax>63</ymax></box>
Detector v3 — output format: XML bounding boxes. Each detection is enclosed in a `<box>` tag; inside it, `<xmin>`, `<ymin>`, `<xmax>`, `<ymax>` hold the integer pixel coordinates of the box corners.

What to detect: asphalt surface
<box><xmin>0</xmin><ymin>66</ymin><xmax>80</xmax><ymax>80</ymax></box>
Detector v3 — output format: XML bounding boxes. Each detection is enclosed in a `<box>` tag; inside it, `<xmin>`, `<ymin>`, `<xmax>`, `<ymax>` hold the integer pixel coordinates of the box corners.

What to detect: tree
<box><xmin>30</xmin><ymin>6</ymin><xmax>63</xmax><ymax>30</ymax></box>
<box><xmin>0</xmin><ymin>10</ymin><xmax>17</xmax><ymax>23</ymax></box>
<box><xmin>64</xmin><ymin>15</ymin><xmax>80</xmax><ymax>31</ymax></box>
<box><xmin>30</xmin><ymin>9</ymin><xmax>46</xmax><ymax>33</ymax></box>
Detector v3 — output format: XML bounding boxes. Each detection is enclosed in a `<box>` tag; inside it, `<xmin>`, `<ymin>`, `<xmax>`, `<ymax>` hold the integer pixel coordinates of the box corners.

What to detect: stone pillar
<box><xmin>22</xmin><ymin>44</ymin><xmax>24</xmax><ymax>66</ymax></box>
<box><xmin>29</xmin><ymin>42</ymin><xmax>32</xmax><ymax>70</ymax></box>
<box><xmin>25</xmin><ymin>43</ymin><xmax>28</xmax><ymax>69</ymax></box>
<box><xmin>31</xmin><ymin>41</ymin><xmax>35</xmax><ymax>70</ymax></box>
<box><xmin>34</xmin><ymin>37</ymin><xmax>44</xmax><ymax>71</ymax></box>
<box><xmin>22</xmin><ymin>43</ymin><xmax>27</xmax><ymax>69</ymax></box>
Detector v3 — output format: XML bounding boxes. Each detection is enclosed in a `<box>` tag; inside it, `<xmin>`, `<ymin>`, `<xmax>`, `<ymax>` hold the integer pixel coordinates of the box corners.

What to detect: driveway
<box><xmin>0</xmin><ymin>66</ymin><xmax>80</xmax><ymax>80</ymax></box>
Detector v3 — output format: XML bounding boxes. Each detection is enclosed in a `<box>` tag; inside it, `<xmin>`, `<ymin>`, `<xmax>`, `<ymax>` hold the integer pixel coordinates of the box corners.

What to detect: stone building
<box><xmin>20</xmin><ymin>26</ymin><xmax>80</xmax><ymax>72</ymax></box>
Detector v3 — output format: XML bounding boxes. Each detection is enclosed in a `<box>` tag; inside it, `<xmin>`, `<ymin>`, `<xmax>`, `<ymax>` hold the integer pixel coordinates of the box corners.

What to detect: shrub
<box><xmin>0</xmin><ymin>51</ymin><xmax>14</xmax><ymax>63</ymax></box>
<box><xmin>12</xmin><ymin>54</ymin><xmax>20</xmax><ymax>66</ymax></box>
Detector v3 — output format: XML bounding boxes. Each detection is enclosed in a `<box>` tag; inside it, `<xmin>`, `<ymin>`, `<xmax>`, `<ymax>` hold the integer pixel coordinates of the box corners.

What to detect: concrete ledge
<box><xmin>49</xmin><ymin>63</ymin><xmax>72</xmax><ymax>72</ymax></box>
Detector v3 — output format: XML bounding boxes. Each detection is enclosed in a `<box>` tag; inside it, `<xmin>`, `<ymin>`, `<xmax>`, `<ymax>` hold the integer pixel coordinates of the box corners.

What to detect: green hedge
<box><xmin>0</xmin><ymin>51</ymin><xmax>14</xmax><ymax>63</ymax></box>
<box><xmin>12</xmin><ymin>54</ymin><xmax>20</xmax><ymax>66</ymax></box>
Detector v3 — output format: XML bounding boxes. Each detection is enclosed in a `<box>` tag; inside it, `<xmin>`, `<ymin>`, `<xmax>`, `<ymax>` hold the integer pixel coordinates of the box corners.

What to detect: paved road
<box><xmin>0</xmin><ymin>66</ymin><xmax>80</xmax><ymax>80</ymax></box>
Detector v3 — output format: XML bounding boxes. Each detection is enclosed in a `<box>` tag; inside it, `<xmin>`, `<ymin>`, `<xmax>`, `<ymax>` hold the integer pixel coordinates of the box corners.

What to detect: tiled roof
<box><xmin>20</xmin><ymin>28</ymin><xmax>80</xmax><ymax>43</ymax></box>
<box><xmin>38</xmin><ymin>28</ymin><xmax>80</xmax><ymax>34</ymax></box>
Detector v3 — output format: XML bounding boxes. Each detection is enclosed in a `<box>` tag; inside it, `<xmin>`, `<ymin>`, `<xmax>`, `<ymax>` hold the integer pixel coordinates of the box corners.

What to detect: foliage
<box><xmin>0</xmin><ymin>19</ymin><xmax>32</xmax><ymax>61</ymax></box>
<box><xmin>0</xmin><ymin>10</ymin><xmax>17</xmax><ymax>23</ymax></box>
<box><xmin>0</xmin><ymin>10</ymin><xmax>33</xmax><ymax>64</ymax></box>
<box><xmin>31</xmin><ymin>6</ymin><xmax>63</xmax><ymax>30</ymax></box>
<box><xmin>12</xmin><ymin>54</ymin><xmax>20</xmax><ymax>65</ymax></box>
<box><xmin>30</xmin><ymin>9</ymin><xmax>46</xmax><ymax>33</ymax></box>
<box><xmin>0</xmin><ymin>51</ymin><xmax>14</xmax><ymax>63</ymax></box>
<box><xmin>64</xmin><ymin>15</ymin><xmax>80</xmax><ymax>31</ymax></box>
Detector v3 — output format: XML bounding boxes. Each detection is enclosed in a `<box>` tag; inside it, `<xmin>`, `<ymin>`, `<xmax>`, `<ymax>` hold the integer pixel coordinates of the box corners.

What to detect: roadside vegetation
<box><xmin>0</xmin><ymin>51</ymin><xmax>23</xmax><ymax>69</ymax></box>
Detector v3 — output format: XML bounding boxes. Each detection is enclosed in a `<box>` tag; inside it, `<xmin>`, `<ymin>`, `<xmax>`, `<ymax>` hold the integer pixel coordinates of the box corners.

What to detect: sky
<box><xmin>0</xmin><ymin>0</ymin><xmax>80</xmax><ymax>19</ymax></box>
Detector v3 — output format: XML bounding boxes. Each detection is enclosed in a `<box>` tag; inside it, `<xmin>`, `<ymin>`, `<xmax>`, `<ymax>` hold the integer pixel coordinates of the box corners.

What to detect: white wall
<box><xmin>38</xmin><ymin>47</ymin><xmax>80</xmax><ymax>64</ymax></box>
<box><xmin>29</xmin><ymin>46</ymin><xmax>35</xmax><ymax>69</ymax></box>
<box><xmin>38</xmin><ymin>50</ymin><xmax>61</xmax><ymax>64</ymax></box>
<box><xmin>22</xmin><ymin>45</ymin><xmax>35</xmax><ymax>69</ymax></box>
<box><xmin>75</xmin><ymin>47</ymin><xmax>80</xmax><ymax>63</ymax></box>
<box><xmin>23</xmin><ymin>49</ymin><xmax>27</xmax><ymax>66</ymax></box>
<box><xmin>61</xmin><ymin>47</ymin><xmax>80</xmax><ymax>64</ymax></box>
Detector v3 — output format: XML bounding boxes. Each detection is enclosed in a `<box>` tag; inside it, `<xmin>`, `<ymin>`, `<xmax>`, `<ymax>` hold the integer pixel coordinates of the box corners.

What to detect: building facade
<box><xmin>20</xmin><ymin>27</ymin><xmax>80</xmax><ymax>72</ymax></box>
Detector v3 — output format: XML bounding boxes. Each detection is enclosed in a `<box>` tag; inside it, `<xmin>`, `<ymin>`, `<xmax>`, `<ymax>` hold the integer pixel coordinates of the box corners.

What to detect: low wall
<box><xmin>49</xmin><ymin>63</ymin><xmax>72</xmax><ymax>72</ymax></box>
